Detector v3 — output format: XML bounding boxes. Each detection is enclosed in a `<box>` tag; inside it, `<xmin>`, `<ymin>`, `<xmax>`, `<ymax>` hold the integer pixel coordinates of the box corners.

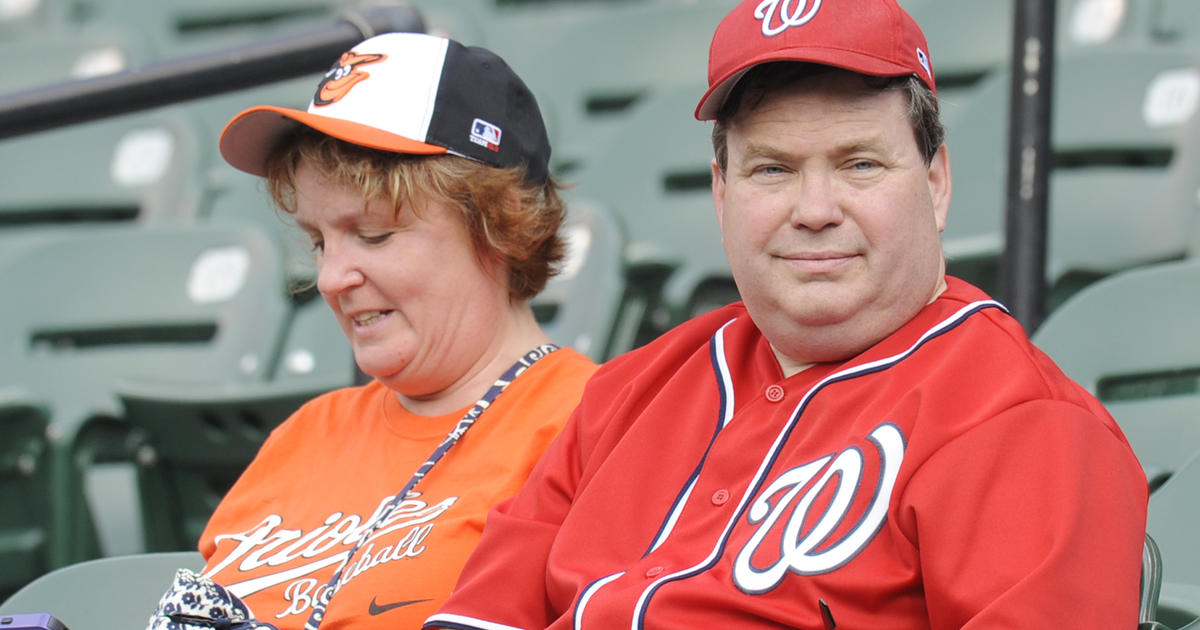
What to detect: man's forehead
<box><xmin>728</xmin><ymin>69</ymin><xmax>903</xmax><ymax>120</ymax></box>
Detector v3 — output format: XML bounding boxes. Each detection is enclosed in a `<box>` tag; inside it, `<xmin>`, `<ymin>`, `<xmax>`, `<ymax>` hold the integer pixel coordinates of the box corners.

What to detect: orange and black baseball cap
<box><xmin>219</xmin><ymin>32</ymin><xmax>552</xmax><ymax>184</ymax></box>
<box><xmin>695</xmin><ymin>0</ymin><xmax>936</xmax><ymax>121</ymax></box>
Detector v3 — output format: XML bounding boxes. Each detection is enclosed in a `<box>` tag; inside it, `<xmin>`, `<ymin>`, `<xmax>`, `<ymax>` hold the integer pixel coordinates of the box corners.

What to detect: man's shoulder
<box><xmin>603</xmin><ymin>302</ymin><xmax>752</xmax><ymax>372</ymax></box>
<box><xmin>574</xmin><ymin>302</ymin><xmax>754</xmax><ymax>402</ymax></box>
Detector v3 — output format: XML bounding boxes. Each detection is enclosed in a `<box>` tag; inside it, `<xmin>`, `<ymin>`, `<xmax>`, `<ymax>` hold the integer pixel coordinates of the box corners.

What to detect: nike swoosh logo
<box><xmin>368</xmin><ymin>596</ymin><xmax>434</xmax><ymax>616</ymax></box>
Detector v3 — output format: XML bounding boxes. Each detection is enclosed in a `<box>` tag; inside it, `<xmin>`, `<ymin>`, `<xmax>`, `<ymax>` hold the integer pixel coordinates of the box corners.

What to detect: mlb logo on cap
<box><xmin>470</xmin><ymin>119</ymin><xmax>502</xmax><ymax>152</ymax></box>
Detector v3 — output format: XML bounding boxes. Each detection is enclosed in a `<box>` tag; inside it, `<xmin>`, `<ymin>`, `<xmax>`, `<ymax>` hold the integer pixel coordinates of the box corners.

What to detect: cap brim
<box><xmin>219</xmin><ymin>105</ymin><xmax>448</xmax><ymax>177</ymax></box>
<box><xmin>694</xmin><ymin>49</ymin><xmax>921</xmax><ymax>121</ymax></box>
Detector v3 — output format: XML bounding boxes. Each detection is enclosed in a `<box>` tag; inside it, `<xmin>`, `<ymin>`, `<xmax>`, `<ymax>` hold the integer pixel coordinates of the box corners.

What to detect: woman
<box><xmin>150</xmin><ymin>32</ymin><xmax>596</xmax><ymax>630</ymax></box>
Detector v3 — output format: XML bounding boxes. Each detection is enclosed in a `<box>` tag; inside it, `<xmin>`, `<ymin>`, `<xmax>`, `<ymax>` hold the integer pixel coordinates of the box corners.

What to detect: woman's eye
<box><xmin>360</xmin><ymin>233</ymin><xmax>392</xmax><ymax>245</ymax></box>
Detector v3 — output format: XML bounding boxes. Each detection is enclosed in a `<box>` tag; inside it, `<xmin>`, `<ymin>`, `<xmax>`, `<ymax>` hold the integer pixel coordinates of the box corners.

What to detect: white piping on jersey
<box><xmin>646</xmin><ymin>318</ymin><xmax>739</xmax><ymax>554</ymax></box>
<box><xmin>712</xmin><ymin>317</ymin><xmax>738</xmax><ymax>431</ymax></box>
<box><xmin>574</xmin><ymin>571</ymin><xmax>627</xmax><ymax>628</ymax></box>
<box><xmin>614</xmin><ymin>299</ymin><xmax>1005</xmax><ymax>630</ymax></box>
<box><xmin>423</xmin><ymin>612</ymin><xmax>526</xmax><ymax>630</ymax></box>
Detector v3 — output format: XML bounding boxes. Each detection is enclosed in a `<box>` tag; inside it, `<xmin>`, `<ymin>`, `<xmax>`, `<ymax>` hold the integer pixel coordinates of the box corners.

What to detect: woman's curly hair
<box><xmin>263</xmin><ymin>128</ymin><xmax>567</xmax><ymax>301</ymax></box>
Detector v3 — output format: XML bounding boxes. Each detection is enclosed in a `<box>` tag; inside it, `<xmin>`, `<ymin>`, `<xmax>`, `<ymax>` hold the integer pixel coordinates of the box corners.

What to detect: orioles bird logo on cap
<box><xmin>313</xmin><ymin>51</ymin><xmax>386</xmax><ymax>106</ymax></box>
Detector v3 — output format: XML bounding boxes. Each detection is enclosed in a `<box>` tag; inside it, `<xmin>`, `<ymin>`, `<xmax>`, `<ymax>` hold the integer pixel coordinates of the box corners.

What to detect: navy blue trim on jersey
<box><xmin>624</xmin><ymin>300</ymin><xmax>1005</xmax><ymax>630</ymax></box>
<box><xmin>643</xmin><ymin>318</ymin><xmax>739</xmax><ymax>556</ymax></box>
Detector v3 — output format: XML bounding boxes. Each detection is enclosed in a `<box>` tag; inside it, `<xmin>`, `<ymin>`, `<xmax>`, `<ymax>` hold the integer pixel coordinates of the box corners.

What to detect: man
<box><xmin>425</xmin><ymin>1</ymin><xmax>1149</xmax><ymax>628</ymax></box>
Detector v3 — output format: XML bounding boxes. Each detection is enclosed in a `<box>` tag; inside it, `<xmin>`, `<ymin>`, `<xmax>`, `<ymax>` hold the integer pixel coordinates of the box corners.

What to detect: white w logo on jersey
<box><xmin>754</xmin><ymin>0</ymin><xmax>823</xmax><ymax>37</ymax></box>
<box><xmin>732</xmin><ymin>423</ymin><xmax>905</xmax><ymax>593</ymax></box>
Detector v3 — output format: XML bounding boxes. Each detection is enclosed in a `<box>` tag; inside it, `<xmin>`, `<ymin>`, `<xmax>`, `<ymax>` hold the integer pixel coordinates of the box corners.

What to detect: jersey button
<box><xmin>711</xmin><ymin>489</ymin><xmax>730</xmax><ymax>505</ymax></box>
<box><xmin>645</xmin><ymin>566</ymin><xmax>665</xmax><ymax>578</ymax></box>
<box><xmin>765</xmin><ymin>384</ymin><xmax>785</xmax><ymax>402</ymax></box>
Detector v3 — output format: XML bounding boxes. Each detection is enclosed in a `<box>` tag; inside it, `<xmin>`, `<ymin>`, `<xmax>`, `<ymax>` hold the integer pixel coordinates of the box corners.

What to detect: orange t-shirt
<box><xmin>197</xmin><ymin>348</ymin><xmax>596</xmax><ymax>630</ymax></box>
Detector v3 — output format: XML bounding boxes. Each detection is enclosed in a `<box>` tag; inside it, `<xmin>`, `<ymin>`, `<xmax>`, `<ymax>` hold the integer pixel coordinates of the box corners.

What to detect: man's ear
<box><xmin>928</xmin><ymin>144</ymin><xmax>952</xmax><ymax>233</ymax></box>
<box><xmin>712</xmin><ymin>158</ymin><xmax>726</xmax><ymax>231</ymax></box>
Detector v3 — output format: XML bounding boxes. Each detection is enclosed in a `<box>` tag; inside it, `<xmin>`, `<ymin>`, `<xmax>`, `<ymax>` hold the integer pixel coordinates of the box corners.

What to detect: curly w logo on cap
<box><xmin>314</xmin><ymin>51</ymin><xmax>386</xmax><ymax>106</ymax></box>
<box><xmin>755</xmin><ymin>0</ymin><xmax>822</xmax><ymax>37</ymax></box>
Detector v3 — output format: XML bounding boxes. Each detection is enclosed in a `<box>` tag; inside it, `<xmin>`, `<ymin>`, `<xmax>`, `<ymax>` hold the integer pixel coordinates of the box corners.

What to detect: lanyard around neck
<box><xmin>303</xmin><ymin>343</ymin><xmax>560</xmax><ymax>630</ymax></box>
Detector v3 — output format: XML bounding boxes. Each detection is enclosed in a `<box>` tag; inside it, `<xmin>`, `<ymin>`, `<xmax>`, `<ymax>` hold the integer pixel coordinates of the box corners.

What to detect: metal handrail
<box><xmin>0</xmin><ymin>2</ymin><xmax>424</xmax><ymax>140</ymax></box>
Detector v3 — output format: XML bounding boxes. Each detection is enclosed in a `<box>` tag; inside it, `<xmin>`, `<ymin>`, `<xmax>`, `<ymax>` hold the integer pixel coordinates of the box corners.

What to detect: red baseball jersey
<box><xmin>426</xmin><ymin>277</ymin><xmax>1148</xmax><ymax>629</ymax></box>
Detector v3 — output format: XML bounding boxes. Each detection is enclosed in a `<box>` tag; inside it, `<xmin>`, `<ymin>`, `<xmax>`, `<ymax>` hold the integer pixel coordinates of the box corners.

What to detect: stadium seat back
<box><xmin>494</xmin><ymin>1</ymin><xmax>726</xmax><ymax>175</ymax></box>
<box><xmin>0</xmin><ymin>551</ymin><xmax>205</xmax><ymax>630</ymax></box>
<box><xmin>0</xmin><ymin>23</ymin><xmax>154</xmax><ymax>93</ymax></box>
<box><xmin>0</xmin><ymin>224</ymin><xmax>294</xmax><ymax>568</ymax></box>
<box><xmin>119</xmin><ymin>377</ymin><xmax>348</xmax><ymax>552</ymax></box>
<box><xmin>942</xmin><ymin>44</ymin><xmax>1200</xmax><ymax>300</ymax></box>
<box><xmin>569</xmin><ymin>81</ymin><xmax>732</xmax><ymax>337</ymax></box>
<box><xmin>0</xmin><ymin>395</ymin><xmax>53</xmax><ymax>599</ymax></box>
<box><xmin>1148</xmin><ymin>450</ymin><xmax>1200</xmax><ymax>626</ymax></box>
<box><xmin>0</xmin><ymin>107</ymin><xmax>210</xmax><ymax>229</ymax></box>
<box><xmin>1032</xmin><ymin>258</ymin><xmax>1200</xmax><ymax>486</ymax></box>
<box><xmin>532</xmin><ymin>201</ymin><xmax>629</xmax><ymax>361</ymax></box>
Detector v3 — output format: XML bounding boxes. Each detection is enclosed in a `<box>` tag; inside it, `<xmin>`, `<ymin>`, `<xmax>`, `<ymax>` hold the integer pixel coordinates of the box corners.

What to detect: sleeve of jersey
<box><xmin>423</xmin><ymin>392</ymin><xmax>593</xmax><ymax>630</ymax></box>
<box><xmin>899</xmin><ymin>400</ymin><xmax>1149</xmax><ymax>628</ymax></box>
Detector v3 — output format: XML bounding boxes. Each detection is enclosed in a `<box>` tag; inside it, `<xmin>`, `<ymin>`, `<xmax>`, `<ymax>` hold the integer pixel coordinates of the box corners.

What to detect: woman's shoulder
<box><xmin>266</xmin><ymin>380</ymin><xmax>390</xmax><ymax>439</ymax></box>
<box><xmin>541</xmin><ymin>346</ymin><xmax>600</xmax><ymax>380</ymax></box>
<box><xmin>497</xmin><ymin>346</ymin><xmax>599</xmax><ymax>411</ymax></box>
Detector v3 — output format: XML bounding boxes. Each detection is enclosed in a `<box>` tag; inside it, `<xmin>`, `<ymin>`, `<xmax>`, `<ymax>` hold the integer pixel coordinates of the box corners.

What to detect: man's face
<box><xmin>712</xmin><ymin>70</ymin><xmax>951</xmax><ymax>372</ymax></box>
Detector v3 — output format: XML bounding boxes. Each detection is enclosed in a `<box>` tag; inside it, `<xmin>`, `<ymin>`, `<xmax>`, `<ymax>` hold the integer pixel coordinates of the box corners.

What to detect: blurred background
<box><xmin>0</xmin><ymin>0</ymin><xmax>1198</xmax><ymax>623</ymax></box>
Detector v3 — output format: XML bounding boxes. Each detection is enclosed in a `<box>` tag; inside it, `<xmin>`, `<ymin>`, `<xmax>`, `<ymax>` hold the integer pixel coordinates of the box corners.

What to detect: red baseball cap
<box><xmin>695</xmin><ymin>0</ymin><xmax>936</xmax><ymax>120</ymax></box>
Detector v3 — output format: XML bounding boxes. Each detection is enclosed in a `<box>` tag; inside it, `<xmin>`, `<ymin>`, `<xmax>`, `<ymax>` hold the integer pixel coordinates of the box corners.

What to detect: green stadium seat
<box><xmin>0</xmin><ymin>224</ymin><xmax>294</xmax><ymax>570</ymax></box>
<box><xmin>202</xmin><ymin>161</ymin><xmax>319</xmax><ymax>289</ymax></box>
<box><xmin>0</xmin><ymin>392</ymin><xmax>52</xmax><ymax>600</ymax></box>
<box><xmin>483</xmin><ymin>1</ymin><xmax>727</xmax><ymax>176</ymax></box>
<box><xmin>406</xmin><ymin>0</ymin><xmax>492</xmax><ymax>44</ymax></box>
<box><xmin>1058</xmin><ymin>0</ymin><xmax>1156</xmax><ymax>50</ymax></box>
<box><xmin>1036</xmin><ymin>257</ymin><xmax>1200</xmax><ymax>627</ymax></box>
<box><xmin>533</xmin><ymin>201</ymin><xmax>631</xmax><ymax>361</ymax></box>
<box><xmin>898</xmin><ymin>0</ymin><xmax>1013</xmax><ymax>125</ymax></box>
<box><xmin>1154</xmin><ymin>0</ymin><xmax>1200</xmax><ymax>47</ymax></box>
<box><xmin>0</xmin><ymin>23</ymin><xmax>154</xmax><ymax>93</ymax></box>
<box><xmin>1147</xmin><ymin>450</ymin><xmax>1200</xmax><ymax>627</ymax></box>
<box><xmin>0</xmin><ymin>106</ymin><xmax>211</xmax><ymax>229</ymax></box>
<box><xmin>1032</xmin><ymin>258</ymin><xmax>1200</xmax><ymax>489</ymax></box>
<box><xmin>118</xmin><ymin>377</ymin><xmax>346</xmax><ymax>552</ymax></box>
<box><xmin>942</xmin><ymin>44</ymin><xmax>1200</xmax><ymax>303</ymax></box>
<box><xmin>63</xmin><ymin>0</ymin><xmax>370</xmax><ymax>59</ymax></box>
<box><xmin>566</xmin><ymin>80</ymin><xmax>731</xmax><ymax>343</ymax></box>
<box><xmin>0</xmin><ymin>0</ymin><xmax>77</xmax><ymax>40</ymax></box>
<box><xmin>1058</xmin><ymin>0</ymin><xmax>1200</xmax><ymax>51</ymax></box>
<box><xmin>0</xmin><ymin>551</ymin><xmax>205</xmax><ymax>630</ymax></box>
<box><xmin>113</xmin><ymin>271</ymin><xmax>355</xmax><ymax>553</ymax></box>
<box><xmin>1046</xmin><ymin>46</ymin><xmax>1200</xmax><ymax>296</ymax></box>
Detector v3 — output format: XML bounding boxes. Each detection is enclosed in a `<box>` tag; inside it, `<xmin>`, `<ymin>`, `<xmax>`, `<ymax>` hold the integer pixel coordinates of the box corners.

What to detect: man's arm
<box><xmin>424</xmin><ymin>401</ymin><xmax>588</xmax><ymax>630</ymax></box>
<box><xmin>900</xmin><ymin>400</ymin><xmax>1149</xmax><ymax>628</ymax></box>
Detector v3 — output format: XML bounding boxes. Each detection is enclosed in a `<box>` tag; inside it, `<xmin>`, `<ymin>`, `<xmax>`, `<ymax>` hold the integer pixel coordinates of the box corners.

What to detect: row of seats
<box><xmin>0</xmin><ymin>0</ymin><xmax>1199</xmax><ymax>622</ymax></box>
<box><xmin>0</xmin><ymin>6</ymin><xmax>410</xmax><ymax>600</ymax></box>
<box><xmin>0</xmin><ymin>222</ymin><xmax>358</xmax><ymax>594</ymax></box>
